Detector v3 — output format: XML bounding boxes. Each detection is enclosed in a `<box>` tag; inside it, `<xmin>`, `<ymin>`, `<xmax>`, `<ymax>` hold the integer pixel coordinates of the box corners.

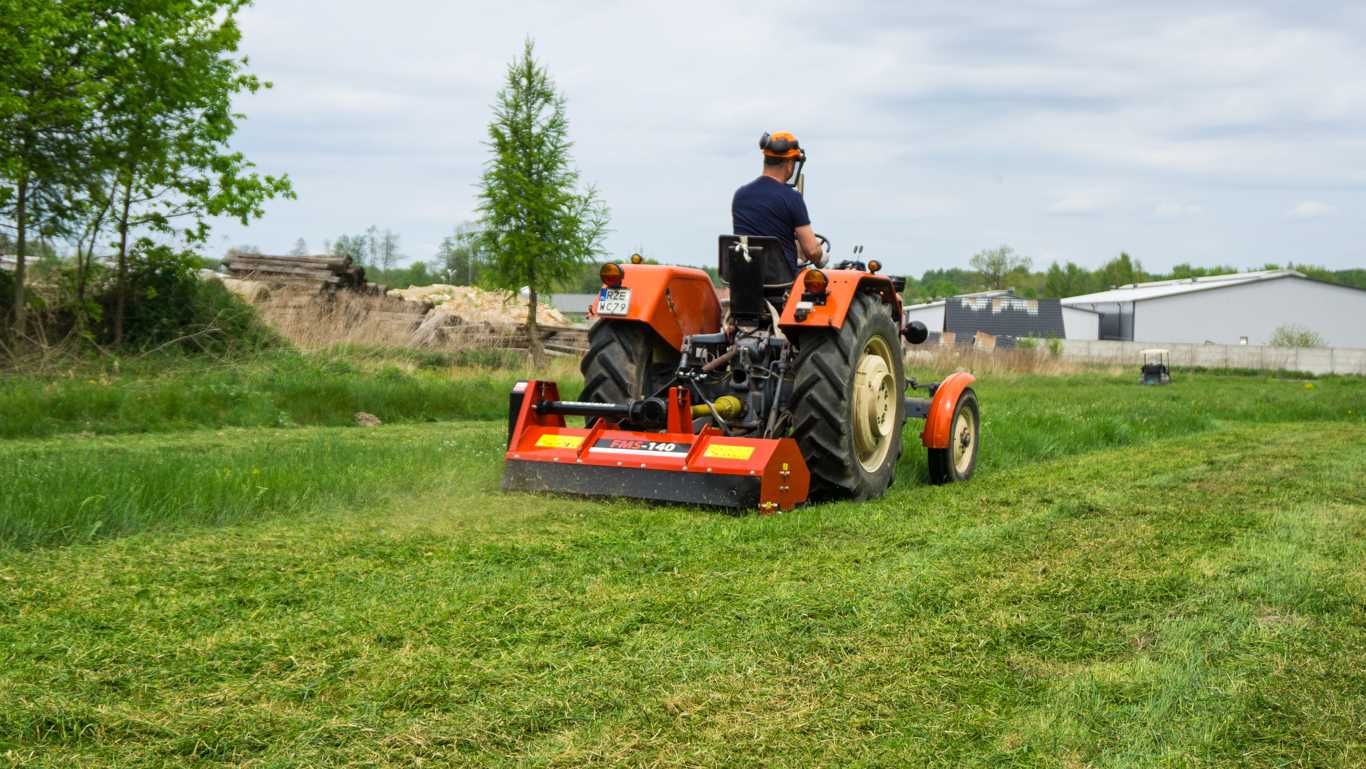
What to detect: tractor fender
<box><xmin>591</xmin><ymin>264</ymin><xmax>722</xmax><ymax>350</ymax></box>
<box><xmin>921</xmin><ymin>372</ymin><xmax>977</xmax><ymax>449</ymax></box>
<box><xmin>778</xmin><ymin>270</ymin><xmax>903</xmax><ymax>332</ymax></box>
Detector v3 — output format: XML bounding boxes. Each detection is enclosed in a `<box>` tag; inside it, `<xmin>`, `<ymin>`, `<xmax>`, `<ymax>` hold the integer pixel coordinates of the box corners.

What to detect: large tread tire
<box><xmin>927</xmin><ymin>388</ymin><xmax>979</xmax><ymax>484</ymax></box>
<box><xmin>579</xmin><ymin>321</ymin><xmax>677</xmax><ymax>420</ymax></box>
<box><xmin>791</xmin><ymin>292</ymin><xmax>906</xmax><ymax>500</ymax></box>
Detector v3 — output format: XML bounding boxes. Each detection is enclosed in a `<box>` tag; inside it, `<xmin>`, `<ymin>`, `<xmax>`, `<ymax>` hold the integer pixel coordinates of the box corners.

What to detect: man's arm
<box><xmin>795</xmin><ymin>225</ymin><xmax>826</xmax><ymax>267</ymax></box>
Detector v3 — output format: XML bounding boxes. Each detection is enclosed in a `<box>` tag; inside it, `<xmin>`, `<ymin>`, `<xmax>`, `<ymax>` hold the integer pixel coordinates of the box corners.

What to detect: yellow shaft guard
<box><xmin>691</xmin><ymin>395</ymin><xmax>744</xmax><ymax>420</ymax></box>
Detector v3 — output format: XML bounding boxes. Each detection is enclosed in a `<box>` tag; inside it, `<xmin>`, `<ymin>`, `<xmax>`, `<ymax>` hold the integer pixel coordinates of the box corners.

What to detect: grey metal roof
<box><xmin>944</xmin><ymin>295</ymin><xmax>1066</xmax><ymax>339</ymax></box>
<box><xmin>1061</xmin><ymin>269</ymin><xmax>1304</xmax><ymax>305</ymax></box>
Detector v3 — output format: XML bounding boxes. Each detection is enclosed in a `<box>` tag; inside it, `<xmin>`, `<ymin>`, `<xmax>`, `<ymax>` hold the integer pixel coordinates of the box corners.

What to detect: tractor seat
<box><xmin>717</xmin><ymin>235</ymin><xmax>792</xmax><ymax>323</ymax></box>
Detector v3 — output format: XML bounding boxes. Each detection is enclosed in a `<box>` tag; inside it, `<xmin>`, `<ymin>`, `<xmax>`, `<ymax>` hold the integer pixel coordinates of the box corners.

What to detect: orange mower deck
<box><xmin>502</xmin><ymin>380</ymin><xmax>810</xmax><ymax>512</ymax></box>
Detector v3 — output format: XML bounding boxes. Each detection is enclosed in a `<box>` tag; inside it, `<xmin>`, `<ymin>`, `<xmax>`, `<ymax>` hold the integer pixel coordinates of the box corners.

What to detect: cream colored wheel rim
<box><xmin>853</xmin><ymin>335</ymin><xmax>897</xmax><ymax>473</ymax></box>
<box><xmin>951</xmin><ymin>404</ymin><xmax>977</xmax><ymax>476</ymax></box>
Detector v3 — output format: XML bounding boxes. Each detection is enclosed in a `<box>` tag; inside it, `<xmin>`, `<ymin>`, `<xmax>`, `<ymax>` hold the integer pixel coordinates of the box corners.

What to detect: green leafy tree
<box><xmin>97</xmin><ymin>0</ymin><xmax>293</xmax><ymax>345</ymax></box>
<box><xmin>1043</xmin><ymin>261</ymin><xmax>1095</xmax><ymax>297</ymax></box>
<box><xmin>477</xmin><ymin>40</ymin><xmax>608</xmax><ymax>365</ymax></box>
<box><xmin>434</xmin><ymin>223</ymin><xmax>484</xmax><ymax>285</ymax></box>
<box><xmin>1098</xmin><ymin>252</ymin><xmax>1143</xmax><ymax>288</ymax></box>
<box><xmin>330</xmin><ymin>234</ymin><xmax>367</xmax><ymax>264</ymax></box>
<box><xmin>969</xmin><ymin>245</ymin><xmax>1031</xmax><ymax>290</ymax></box>
<box><xmin>0</xmin><ymin>0</ymin><xmax>102</xmax><ymax>333</ymax></box>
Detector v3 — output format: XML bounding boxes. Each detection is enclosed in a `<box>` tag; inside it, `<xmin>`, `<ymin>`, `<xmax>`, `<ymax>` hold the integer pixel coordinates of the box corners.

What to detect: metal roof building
<box><xmin>904</xmin><ymin>290</ymin><xmax>1100</xmax><ymax>341</ymax></box>
<box><xmin>1062</xmin><ymin>269</ymin><xmax>1366</xmax><ymax>348</ymax></box>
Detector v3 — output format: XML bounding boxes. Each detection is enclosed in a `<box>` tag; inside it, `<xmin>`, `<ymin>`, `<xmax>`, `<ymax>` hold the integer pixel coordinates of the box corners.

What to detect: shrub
<box><xmin>1047</xmin><ymin>337</ymin><xmax>1064</xmax><ymax>358</ymax></box>
<box><xmin>1268</xmin><ymin>324</ymin><xmax>1324</xmax><ymax>348</ymax></box>
<box><xmin>1016</xmin><ymin>337</ymin><xmax>1039</xmax><ymax>351</ymax></box>
<box><xmin>102</xmin><ymin>241</ymin><xmax>281</xmax><ymax>354</ymax></box>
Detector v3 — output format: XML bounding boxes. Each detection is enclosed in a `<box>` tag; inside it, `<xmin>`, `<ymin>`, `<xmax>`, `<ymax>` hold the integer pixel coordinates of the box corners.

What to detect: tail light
<box><xmin>600</xmin><ymin>262</ymin><xmax>624</xmax><ymax>288</ymax></box>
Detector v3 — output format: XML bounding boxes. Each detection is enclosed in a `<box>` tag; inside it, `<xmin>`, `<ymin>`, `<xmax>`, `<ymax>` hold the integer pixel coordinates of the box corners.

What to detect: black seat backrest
<box><xmin>718</xmin><ymin>235</ymin><xmax>786</xmax><ymax>323</ymax></box>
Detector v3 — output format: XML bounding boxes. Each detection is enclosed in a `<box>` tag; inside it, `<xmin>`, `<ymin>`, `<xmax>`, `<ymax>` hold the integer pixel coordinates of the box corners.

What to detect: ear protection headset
<box><xmin>759</xmin><ymin>131</ymin><xmax>805</xmax><ymax>161</ymax></box>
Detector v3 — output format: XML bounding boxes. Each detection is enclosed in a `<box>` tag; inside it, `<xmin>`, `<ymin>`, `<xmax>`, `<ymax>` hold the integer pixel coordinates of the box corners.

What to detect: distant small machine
<box><xmin>1141</xmin><ymin>348</ymin><xmax>1171</xmax><ymax>385</ymax></box>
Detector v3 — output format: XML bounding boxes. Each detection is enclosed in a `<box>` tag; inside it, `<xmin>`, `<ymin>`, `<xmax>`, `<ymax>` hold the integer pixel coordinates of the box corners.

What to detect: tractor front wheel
<box><xmin>791</xmin><ymin>292</ymin><xmax>906</xmax><ymax>500</ymax></box>
<box><xmin>927</xmin><ymin>388</ymin><xmax>979</xmax><ymax>484</ymax></box>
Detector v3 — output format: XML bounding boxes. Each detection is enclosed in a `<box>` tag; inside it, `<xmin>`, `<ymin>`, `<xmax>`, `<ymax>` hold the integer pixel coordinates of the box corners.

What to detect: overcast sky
<box><xmin>212</xmin><ymin>0</ymin><xmax>1366</xmax><ymax>275</ymax></box>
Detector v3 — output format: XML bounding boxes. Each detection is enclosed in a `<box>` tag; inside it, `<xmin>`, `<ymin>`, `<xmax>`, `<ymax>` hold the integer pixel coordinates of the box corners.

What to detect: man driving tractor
<box><xmin>731</xmin><ymin>131</ymin><xmax>827</xmax><ymax>282</ymax></box>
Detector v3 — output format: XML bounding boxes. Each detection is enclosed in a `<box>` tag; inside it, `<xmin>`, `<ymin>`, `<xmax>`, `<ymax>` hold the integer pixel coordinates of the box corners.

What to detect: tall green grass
<box><xmin>0</xmin><ymin>350</ymin><xmax>583</xmax><ymax>440</ymax></box>
<box><xmin>1</xmin><ymin>368</ymin><xmax>1360</xmax><ymax>550</ymax></box>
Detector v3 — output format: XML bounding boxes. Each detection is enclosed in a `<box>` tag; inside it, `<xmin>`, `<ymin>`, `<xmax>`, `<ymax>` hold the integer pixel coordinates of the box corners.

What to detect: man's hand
<box><xmin>795</xmin><ymin>225</ymin><xmax>826</xmax><ymax>267</ymax></box>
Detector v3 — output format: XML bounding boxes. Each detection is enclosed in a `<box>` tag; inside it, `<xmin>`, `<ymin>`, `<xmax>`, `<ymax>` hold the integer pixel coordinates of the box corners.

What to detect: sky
<box><xmin>211</xmin><ymin>0</ymin><xmax>1366</xmax><ymax>276</ymax></box>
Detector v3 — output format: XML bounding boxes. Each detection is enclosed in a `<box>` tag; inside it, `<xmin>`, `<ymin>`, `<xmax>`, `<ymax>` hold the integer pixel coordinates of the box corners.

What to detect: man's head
<box><xmin>760</xmin><ymin>131</ymin><xmax>803</xmax><ymax>182</ymax></box>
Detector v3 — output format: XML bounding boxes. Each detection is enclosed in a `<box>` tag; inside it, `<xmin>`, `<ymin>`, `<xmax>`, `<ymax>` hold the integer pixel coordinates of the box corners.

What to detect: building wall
<box><xmin>1062</xmin><ymin>306</ymin><xmax>1100</xmax><ymax>340</ymax></box>
<box><xmin>1132</xmin><ymin>277</ymin><xmax>1366</xmax><ymax>347</ymax></box>
<box><xmin>904</xmin><ymin>304</ymin><xmax>945</xmax><ymax>333</ymax></box>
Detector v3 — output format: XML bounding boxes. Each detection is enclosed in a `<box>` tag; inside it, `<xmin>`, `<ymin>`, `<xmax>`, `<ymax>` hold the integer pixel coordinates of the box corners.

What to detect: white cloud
<box><xmin>1154</xmin><ymin>201</ymin><xmax>1204</xmax><ymax>218</ymax></box>
<box><xmin>1048</xmin><ymin>192</ymin><xmax>1104</xmax><ymax>217</ymax></box>
<box><xmin>1289</xmin><ymin>200</ymin><xmax>1338</xmax><ymax>219</ymax></box>
<box><xmin>205</xmin><ymin>0</ymin><xmax>1366</xmax><ymax>272</ymax></box>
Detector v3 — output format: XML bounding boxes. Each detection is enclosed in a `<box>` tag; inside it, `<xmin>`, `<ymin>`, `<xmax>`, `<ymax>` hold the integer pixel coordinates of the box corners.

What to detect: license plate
<box><xmin>597</xmin><ymin>287</ymin><xmax>631</xmax><ymax>316</ymax></box>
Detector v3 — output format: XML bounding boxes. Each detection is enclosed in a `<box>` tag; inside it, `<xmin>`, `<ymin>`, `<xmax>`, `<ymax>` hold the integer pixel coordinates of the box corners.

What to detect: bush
<box><xmin>1016</xmin><ymin>337</ymin><xmax>1039</xmax><ymax>351</ymax></box>
<box><xmin>1047</xmin><ymin>337</ymin><xmax>1063</xmax><ymax>358</ymax></box>
<box><xmin>102</xmin><ymin>241</ymin><xmax>281</xmax><ymax>353</ymax></box>
<box><xmin>1269</xmin><ymin>324</ymin><xmax>1324</xmax><ymax>349</ymax></box>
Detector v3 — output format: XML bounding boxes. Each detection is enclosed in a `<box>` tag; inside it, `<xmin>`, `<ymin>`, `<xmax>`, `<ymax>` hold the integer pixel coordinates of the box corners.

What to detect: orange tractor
<box><xmin>503</xmin><ymin>235</ymin><xmax>980</xmax><ymax>512</ymax></box>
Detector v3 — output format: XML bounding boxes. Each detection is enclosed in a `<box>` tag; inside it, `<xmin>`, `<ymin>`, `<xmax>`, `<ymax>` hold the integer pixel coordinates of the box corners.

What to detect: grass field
<box><xmin>1</xmin><ymin>361</ymin><xmax>1363</xmax><ymax>766</ymax></box>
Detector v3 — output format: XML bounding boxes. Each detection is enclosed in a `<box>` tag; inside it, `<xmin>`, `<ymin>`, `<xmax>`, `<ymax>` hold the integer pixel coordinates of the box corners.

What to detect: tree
<box><xmin>1098</xmin><ymin>252</ymin><xmax>1143</xmax><ymax>288</ymax></box>
<box><xmin>331</xmin><ymin>233</ymin><xmax>367</xmax><ymax>264</ymax></box>
<box><xmin>1043</xmin><ymin>260</ymin><xmax>1094</xmax><ymax>298</ymax></box>
<box><xmin>477</xmin><ymin>40</ymin><xmax>608</xmax><ymax>366</ymax></box>
<box><xmin>969</xmin><ymin>245</ymin><xmax>1031</xmax><ymax>290</ymax></box>
<box><xmin>378</xmin><ymin>229</ymin><xmax>401</xmax><ymax>271</ymax></box>
<box><xmin>434</xmin><ymin>223</ymin><xmax>484</xmax><ymax>285</ymax></box>
<box><xmin>0</xmin><ymin>0</ymin><xmax>102</xmax><ymax>334</ymax></box>
<box><xmin>290</xmin><ymin>237</ymin><xmax>308</xmax><ymax>256</ymax></box>
<box><xmin>95</xmin><ymin>0</ymin><xmax>293</xmax><ymax>345</ymax></box>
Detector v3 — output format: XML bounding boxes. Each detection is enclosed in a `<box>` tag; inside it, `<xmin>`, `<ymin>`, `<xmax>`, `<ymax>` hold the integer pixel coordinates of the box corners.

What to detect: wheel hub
<box><xmin>853</xmin><ymin>337</ymin><xmax>897</xmax><ymax>473</ymax></box>
<box><xmin>952</xmin><ymin>408</ymin><xmax>977</xmax><ymax>476</ymax></box>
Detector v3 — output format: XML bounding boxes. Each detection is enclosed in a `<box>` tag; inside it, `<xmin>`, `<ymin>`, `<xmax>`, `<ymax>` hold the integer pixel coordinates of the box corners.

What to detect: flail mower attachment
<box><xmin>502</xmin><ymin>380</ymin><xmax>810</xmax><ymax>513</ymax></box>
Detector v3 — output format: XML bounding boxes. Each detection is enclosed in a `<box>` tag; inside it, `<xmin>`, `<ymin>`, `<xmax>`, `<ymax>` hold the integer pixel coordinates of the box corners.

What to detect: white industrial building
<box><xmin>1062</xmin><ymin>270</ymin><xmax>1366</xmax><ymax>348</ymax></box>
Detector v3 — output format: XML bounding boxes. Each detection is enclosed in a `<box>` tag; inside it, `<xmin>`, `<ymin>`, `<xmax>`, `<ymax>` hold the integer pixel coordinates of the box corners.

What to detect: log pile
<box><xmin>223</xmin><ymin>254</ymin><xmax>366</xmax><ymax>291</ymax></box>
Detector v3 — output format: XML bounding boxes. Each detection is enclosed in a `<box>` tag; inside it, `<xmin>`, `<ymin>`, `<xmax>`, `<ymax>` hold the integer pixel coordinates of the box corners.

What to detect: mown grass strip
<box><xmin>0</xmin><ymin>423</ymin><xmax>1361</xmax><ymax>767</ymax></box>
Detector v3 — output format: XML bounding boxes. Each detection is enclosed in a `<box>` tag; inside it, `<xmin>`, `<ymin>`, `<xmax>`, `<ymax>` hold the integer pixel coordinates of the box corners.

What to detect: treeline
<box><xmin>0</xmin><ymin>1</ymin><xmax>289</xmax><ymax>353</ymax></box>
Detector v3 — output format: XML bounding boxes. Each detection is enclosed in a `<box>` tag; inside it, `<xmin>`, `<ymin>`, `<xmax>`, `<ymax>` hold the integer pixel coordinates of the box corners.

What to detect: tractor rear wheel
<box><xmin>791</xmin><ymin>292</ymin><xmax>906</xmax><ymax>500</ymax></box>
<box><xmin>579</xmin><ymin>321</ymin><xmax>678</xmax><ymax>422</ymax></box>
<box><xmin>927</xmin><ymin>389</ymin><xmax>979</xmax><ymax>484</ymax></box>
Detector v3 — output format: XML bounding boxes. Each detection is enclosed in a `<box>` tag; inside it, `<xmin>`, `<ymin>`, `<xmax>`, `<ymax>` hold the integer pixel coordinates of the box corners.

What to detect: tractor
<box><xmin>502</xmin><ymin>235</ymin><xmax>980</xmax><ymax>512</ymax></box>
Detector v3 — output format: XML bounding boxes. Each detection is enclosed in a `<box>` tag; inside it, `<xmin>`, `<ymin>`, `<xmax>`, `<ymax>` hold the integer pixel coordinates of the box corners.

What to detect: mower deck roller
<box><xmin>503</xmin><ymin>380</ymin><xmax>810</xmax><ymax>512</ymax></box>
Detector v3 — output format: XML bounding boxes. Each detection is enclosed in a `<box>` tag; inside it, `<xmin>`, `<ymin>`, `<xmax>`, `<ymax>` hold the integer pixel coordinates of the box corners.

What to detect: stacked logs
<box><xmin>223</xmin><ymin>254</ymin><xmax>367</xmax><ymax>291</ymax></box>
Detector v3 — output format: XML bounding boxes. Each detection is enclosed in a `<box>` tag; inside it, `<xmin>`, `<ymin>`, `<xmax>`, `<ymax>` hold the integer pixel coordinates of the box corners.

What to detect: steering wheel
<box><xmin>797</xmin><ymin>233</ymin><xmax>831</xmax><ymax>269</ymax></box>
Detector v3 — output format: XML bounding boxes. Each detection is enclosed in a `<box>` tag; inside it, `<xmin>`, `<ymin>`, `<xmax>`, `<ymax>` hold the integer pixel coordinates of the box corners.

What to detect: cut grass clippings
<box><xmin>0</xmin><ymin>423</ymin><xmax>1362</xmax><ymax>767</ymax></box>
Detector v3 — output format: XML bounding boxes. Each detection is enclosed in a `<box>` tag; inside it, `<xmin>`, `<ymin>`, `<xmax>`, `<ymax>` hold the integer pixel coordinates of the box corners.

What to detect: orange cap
<box><xmin>760</xmin><ymin>131</ymin><xmax>802</xmax><ymax>159</ymax></box>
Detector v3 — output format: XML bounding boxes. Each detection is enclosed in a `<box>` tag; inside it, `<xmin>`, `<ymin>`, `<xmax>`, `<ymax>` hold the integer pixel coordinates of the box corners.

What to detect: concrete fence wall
<box><xmin>1055</xmin><ymin>339</ymin><xmax>1366</xmax><ymax>376</ymax></box>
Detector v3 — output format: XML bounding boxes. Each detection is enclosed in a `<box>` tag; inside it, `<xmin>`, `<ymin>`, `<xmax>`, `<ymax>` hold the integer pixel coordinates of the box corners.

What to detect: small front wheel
<box><xmin>927</xmin><ymin>388</ymin><xmax>979</xmax><ymax>484</ymax></box>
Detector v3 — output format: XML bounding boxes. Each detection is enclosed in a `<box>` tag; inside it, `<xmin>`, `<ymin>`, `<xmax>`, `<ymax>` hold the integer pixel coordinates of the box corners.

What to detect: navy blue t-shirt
<box><xmin>731</xmin><ymin>176</ymin><xmax>810</xmax><ymax>276</ymax></box>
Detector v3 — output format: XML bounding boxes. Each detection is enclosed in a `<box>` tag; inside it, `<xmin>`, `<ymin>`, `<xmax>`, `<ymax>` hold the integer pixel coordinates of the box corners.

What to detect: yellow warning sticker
<box><xmin>704</xmin><ymin>443</ymin><xmax>755</xmax><ymax>460</ymax></box>
<box><xmin>535</xmin><ymin>434</ymin><xmax>584</xmax><ymax>449</ymax></box>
